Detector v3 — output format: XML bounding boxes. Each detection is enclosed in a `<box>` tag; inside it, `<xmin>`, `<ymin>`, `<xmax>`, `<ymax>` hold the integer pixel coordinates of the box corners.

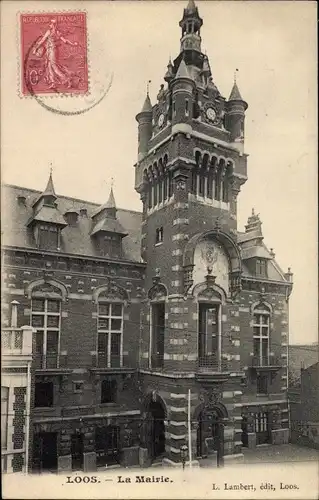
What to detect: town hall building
<box><xmin>2</xmin><ymin>1</ymin><xmax>293</xmax><ymax>473</ymax></box>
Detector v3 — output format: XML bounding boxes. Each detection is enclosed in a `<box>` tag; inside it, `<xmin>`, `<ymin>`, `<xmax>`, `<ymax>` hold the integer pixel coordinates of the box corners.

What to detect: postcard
<box><xmin>1</xmin><ymin>1</ymin><xmax>318</xmax><ymax>499</ymax></box>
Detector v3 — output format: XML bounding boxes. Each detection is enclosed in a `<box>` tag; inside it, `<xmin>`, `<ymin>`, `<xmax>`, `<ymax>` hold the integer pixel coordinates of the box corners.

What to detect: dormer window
<box><xmin>256</xmin><ymin>259</ymin><xmax>267</xmax><ymax>278</ymax></box>
<box><xmin>38</xmin><ymin>224</ymin><xmax>60</xmax><ymax>250</ymax></box>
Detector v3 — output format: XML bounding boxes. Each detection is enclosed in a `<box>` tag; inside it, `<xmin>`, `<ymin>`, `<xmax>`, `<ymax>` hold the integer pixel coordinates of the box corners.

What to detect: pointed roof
<box><xmin>186</xmin><ymin>0</ymin><xmax>197</xmax><ymax>13</ymax></box>
<box><xmin>229</xmin><ymin>81</ymin><xmax>244</xmax><ymax>101</ymax></box>
<box><xmin>180</xmin><ymin>0</ymin><xmax>203</xmax><ymax>28</ymax></box>
<box><xmin>32</xmin><ymin>171</ymin><xmax>57</xmax><ymax>208</ymax></box>
<box><xmin>175</xmin><ymin>58</ymin><xmax>191</xmax><ymax>80</ymax></box>
<box><xmin>105</xmin><ymin>187</ymin><xmax>116</xmax><ymax>210</ymax></box>
<box><xmin>140</xmin><ymin>93</ymin><xmax>152</xmax><ymax>113</ymax></box>
<box><xmin>164</xmin><ymin>58</ymin><xmax>174</xmax><ymax>82</ymax></box>
<box><xmin>202</xmin><ymin>55</ymin><xmax>211</xmax><ymax>75</ymax></box>
<box><xmin>43</xmin><ymin>172</ymin><xmax>56</xmax><ymax>197</ymax></box>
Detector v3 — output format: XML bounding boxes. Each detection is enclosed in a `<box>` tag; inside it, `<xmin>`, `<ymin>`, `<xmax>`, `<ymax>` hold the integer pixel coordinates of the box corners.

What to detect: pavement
<box><xmin>199</xmin><ymin>443</ymin><xmax>319</xmax><ymax>467</ymax></box>
<box><xmin>241</xmin><ymin>443</ymin><xmax>319</xmax><ymax>464</ymax></box>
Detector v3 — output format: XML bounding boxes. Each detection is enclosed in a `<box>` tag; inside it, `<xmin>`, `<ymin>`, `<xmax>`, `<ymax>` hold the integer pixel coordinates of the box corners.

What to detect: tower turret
<box><xmin>135</xmin><ymin>92</ymin><xmax>153</xmax><ymax>161</ymax></box>
<box><xmin>164</xmin><ymin>59</ymin><xmax>174</xmax><ymax>83</ymax></box>
<box><xmin>170</xmin><ymin>58</ymin><xmax>194</xmax><ymax>126</ymax></box>
<box><xmin>225</xmin><ymin>77</ymin><xmax>248</xmax><ymax>147</ymax></box>
<box><xmin>179</xmin><ymin>0</ymin><xmax>203</xmax><ymax>53</ymax></box>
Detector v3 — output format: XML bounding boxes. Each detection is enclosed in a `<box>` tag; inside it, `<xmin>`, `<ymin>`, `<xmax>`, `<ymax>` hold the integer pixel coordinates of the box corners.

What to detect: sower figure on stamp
<box><xmin>32</xmin><ymin>19</ymin><xmax>78</xmax><ymax>89</ymax></box>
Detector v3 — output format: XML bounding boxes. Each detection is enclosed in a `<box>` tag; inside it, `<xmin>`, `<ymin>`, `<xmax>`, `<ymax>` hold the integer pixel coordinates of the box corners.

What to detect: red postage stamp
<box><xmin>20</xmin><ymin>12</ymin><xmax>88</xmax><ymax>96</ymax></box>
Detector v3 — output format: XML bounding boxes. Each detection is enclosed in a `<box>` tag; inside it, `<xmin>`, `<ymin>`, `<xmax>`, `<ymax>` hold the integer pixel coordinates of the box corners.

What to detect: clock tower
<box><xmin>135</xmin><ymin>0</ymin><xmax>249</xmax><ymax>466</ymax></box>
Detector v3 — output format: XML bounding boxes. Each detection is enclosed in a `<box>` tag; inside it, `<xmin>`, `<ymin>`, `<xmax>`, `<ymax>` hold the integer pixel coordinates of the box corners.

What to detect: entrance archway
<box><xmin>195</xmin><ymin>403</ymin><xmax>227</xmax><ymax>466</ymax></box>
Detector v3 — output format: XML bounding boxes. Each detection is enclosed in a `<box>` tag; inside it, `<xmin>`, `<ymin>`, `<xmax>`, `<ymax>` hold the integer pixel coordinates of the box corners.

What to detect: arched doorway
<box><xmin>196</xmin><ymin>404</ymin><xmax>227</xmax><ymax>466</ymax></box>
<box><xmin>149</xmin><ymin>401</ymin><xmax>166</xmax><ymax>459</ymax></box>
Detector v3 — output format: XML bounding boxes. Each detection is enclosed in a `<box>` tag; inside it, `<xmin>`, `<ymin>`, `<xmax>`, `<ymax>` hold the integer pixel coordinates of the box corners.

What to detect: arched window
<box><xmin>97</xmin><ymin>293</ymin><xmax>124</xmax><ymax>368</ymax></box>
<box><xmin>30</xmin><ymin>284</ymin><xmax>62</xmax><ymax>369</ymax></box>
<box><xmin>252</xmin><ymin>304</ymin><xmax>271</xmax><ymax>367</ymax></box>
<box><xmin>168</xmin><ymin>171</ymin><xmax>173</xmax><ymax>198</ymax></box>
<box><xmin>222</xmin><ymin>174</ymin><xmax>228</xmax><ymax>202</ymax></box>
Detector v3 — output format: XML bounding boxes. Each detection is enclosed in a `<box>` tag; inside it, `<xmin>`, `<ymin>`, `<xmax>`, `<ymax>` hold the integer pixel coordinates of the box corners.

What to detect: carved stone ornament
<box><xmin>148</xmin><ymin>283</ymin><xmax>167</xmax><ymax>301</ymax></box>
<box><xmin>200</xmin><ymin>387</ymin><xmax>221</xmax><ymax>408</ymax></box>
<box><xmin>176</xmin><ymin>178</ymin><xmax>186</xmax><ymax>191</ymax></box>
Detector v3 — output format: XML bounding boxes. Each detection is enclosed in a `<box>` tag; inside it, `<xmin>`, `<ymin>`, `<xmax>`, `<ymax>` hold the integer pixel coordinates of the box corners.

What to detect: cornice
<box><xmin>2</xmin><ymin>245</ymin><xmax>146</xmax><ymax>269</ymax></box>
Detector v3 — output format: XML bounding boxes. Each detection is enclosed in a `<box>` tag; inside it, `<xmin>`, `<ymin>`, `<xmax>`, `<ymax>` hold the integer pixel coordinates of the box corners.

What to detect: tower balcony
<box><xmin>195</xmin><ymin>353</ymin><xmax>231</xmax><ymax>383</ymax></box>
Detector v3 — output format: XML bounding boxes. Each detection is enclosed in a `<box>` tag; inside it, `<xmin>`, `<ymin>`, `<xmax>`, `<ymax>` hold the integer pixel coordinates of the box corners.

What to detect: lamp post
<box><xmin>180</xmin><ymin>444</ymin><xmax>188</xmax><ymax>470</ymax></box>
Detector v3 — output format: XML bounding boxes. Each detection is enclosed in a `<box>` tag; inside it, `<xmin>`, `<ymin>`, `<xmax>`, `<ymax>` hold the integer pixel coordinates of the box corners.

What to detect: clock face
<box><xmin>206</xmin><ymin>107</ymin><xmax>216</xmax><ymax>122</ymax></box>
<box><xmin>158</xmin><ymin>113</ymin><xmax>165</xmax><ymax>128</ymax></box>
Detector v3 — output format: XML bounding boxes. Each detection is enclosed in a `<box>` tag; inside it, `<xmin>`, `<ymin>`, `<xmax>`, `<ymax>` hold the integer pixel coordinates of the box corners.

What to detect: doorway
<box><xmin>71</xmin><ymin>433</ymin><xmax>84</xmax><ymax>470</ymax></box>
<box><xmin>196</xmin><ymin>409</ymin><xmax>224</xmax><ymax>462</ymax></box>
<box><xmin>241</xmin><ymin>415</ymin><xmax>248</xmax><ymax>447</ymax></box>
<box><xmin>149</xmin><ymin>401</ymin><xmax>166</xmax><ymax>459</ymax></box>
<box><xmin>35</xmin><ymin>432</ymin><xmax>58</xmax><ymax>472</ymax></box>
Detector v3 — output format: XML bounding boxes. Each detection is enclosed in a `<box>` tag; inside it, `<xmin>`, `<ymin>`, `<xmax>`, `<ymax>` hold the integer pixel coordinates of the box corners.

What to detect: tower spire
<box><xmin>179</xmin><ymin>0</ymin><xmax>203</xmax><ymax>54</ymax></box>
<box><xmin>43</xmin><ymin>169</ymin><xmax>56</xmax><ymax>197</ymax></box>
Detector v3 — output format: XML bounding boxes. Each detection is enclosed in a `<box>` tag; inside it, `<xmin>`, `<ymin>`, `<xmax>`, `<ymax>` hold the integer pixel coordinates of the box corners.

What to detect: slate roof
<box><xmin>90</xmin><ymin>217</ymin><xmax>128</xmax><ymax>237</ymax></box>
<box><xmin>27</xmin><ymin>205</ymin><xmax>67</xmax><ymax>227</ymax></box>
<box><xmin>2</xmin><ymin>184</ymin><xmax>143</xmax><ymax>263</ymax></box>
<box><xmin>2</xmin><ymin>184</ymin><xmax>289</xmax><ymax>279</ymax></box>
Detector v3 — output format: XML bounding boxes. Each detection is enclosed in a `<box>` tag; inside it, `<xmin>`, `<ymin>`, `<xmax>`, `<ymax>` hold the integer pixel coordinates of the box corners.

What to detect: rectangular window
<box><xmin>257</xmin><ymin>374</ymin><xmax>268</xmax><ymax>394</ymax></box>
<box><xmin>1</xmin><ymin>387</ymin><xmax>9</xmax><ymax>449</ymax></box>
<box><xmin>155</xmin><ymin>227</ymin><xmax>163</xmax><ymax>244</ymax></box>
<box><xmin>253</xmin><ymin>311</ymin><xmax>270</xmax><ymax>366</ymax></box>
<box><xmin>185</xmin><ymin>99</ymin><xmax>189</xmax><ymax>116</ymax></box>
<box><xmin>101</xmin><ymin>379</ymin><xmax>117</xmax><ymax>404</ymax></box>
<box><xmin>198</xmin><ymin>304</ymin><xmax>220</xmax><ymax>369</ymax></box>
<box><xmin>31</xmin><ymin>298</ymin><xmax>61</xmax><ymax>369</ymax></box>
<box><xmin>35</xmin><ymin>381</ymin><xmax>54</xmax><ymax>407</ymax></box>
<box><xmin>151</xmin><ymin>302</ymin><xmax>165</xmax><ymax>369</ymax></box>
<box><xmin>38</xmin><ymin>224</ymin><xmax>60</xmax><ymax>250</ymax></box>
<box><xmin>256</xmin><ymin>259</ymin><xmax>267</xmax><ymax>277</ymax></box>
<box><xmin>97</xmin><ymin>302</ymin><xmax>123</xmax><ymax>368</ymax></box>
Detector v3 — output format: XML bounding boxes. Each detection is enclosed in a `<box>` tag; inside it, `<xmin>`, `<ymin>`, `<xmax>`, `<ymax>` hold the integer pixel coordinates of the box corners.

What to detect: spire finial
<box><xmin>111</xmin><ymin>177</ymin><xmax>114</xmax><ymax>188</ymax></box>
<box><xmin>49</xmin><ymin>162</ymin><xmax>53</xmax><ymax>176</ymax></box>
<box><xmin>146</xmin><ymin>80</ymin><xmax>151</xmax><ymax>96</ymax></box>
<box><xmin>234</xmin><ymin>68</ymin><xmax>239</xmax><ymax>84</ymax></box>
<box><xmin>252</xmin><ymin>207</ymin><xmax>255</xmax><ymax>216</ymax></box>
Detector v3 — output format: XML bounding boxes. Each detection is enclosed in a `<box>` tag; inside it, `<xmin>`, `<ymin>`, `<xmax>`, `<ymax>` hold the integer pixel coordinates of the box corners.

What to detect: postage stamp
<box><xmin>20</xmin><ymin>12</ymin><xmax>88</xmax><ymax>96</ymax></box>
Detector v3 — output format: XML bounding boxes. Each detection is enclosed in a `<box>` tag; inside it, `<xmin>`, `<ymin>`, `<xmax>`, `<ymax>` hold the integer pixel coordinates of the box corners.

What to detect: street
<box><xmin>200</xmin><ymin>444</ymin><xmax>319</xmax><ymax>467</ymax></box>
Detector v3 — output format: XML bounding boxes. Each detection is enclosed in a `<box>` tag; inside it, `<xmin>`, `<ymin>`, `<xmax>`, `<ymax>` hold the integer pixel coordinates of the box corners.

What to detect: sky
<box><xmin>1</xmin><ymin>0</ymin><xmax>317</xmax><ymax>344</ymax></box>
